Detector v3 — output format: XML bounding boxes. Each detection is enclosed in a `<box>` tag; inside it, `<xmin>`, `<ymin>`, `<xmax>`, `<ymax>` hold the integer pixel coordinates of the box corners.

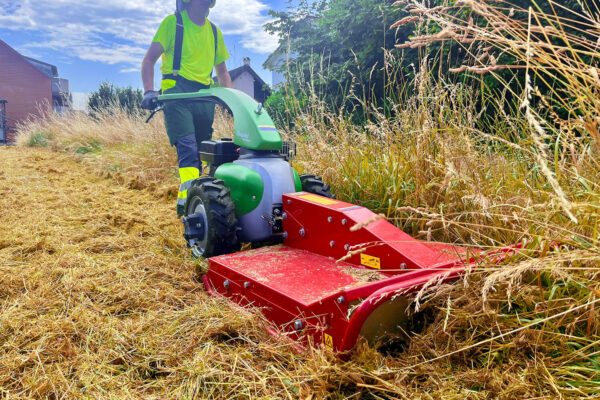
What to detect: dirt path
<box><xmin>0</xmin><ymin>147</ymin><xmax>266</xmax><ymax>398</ymax></box>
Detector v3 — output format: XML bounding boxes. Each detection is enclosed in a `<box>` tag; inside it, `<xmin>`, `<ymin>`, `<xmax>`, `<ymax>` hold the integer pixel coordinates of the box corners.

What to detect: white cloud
<box><xmin>0</xmin><ymin>0</ymin><xmax>279</xmax><ymax>72</ymax></box>
<box><xmin>210</xmin><ymin>1</ymin><xmax>279</xmax><ymax>53</ymax></box>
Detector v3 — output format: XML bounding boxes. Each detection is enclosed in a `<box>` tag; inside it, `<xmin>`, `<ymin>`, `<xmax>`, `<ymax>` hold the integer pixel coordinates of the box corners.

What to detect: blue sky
<box><xmin>0</xmin><ymin>0</ymin><xmax>291</xmax><ymax>94</ymax></box>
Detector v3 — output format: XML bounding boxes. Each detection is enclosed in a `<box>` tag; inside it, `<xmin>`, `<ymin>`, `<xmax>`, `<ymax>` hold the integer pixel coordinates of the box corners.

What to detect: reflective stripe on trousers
<box><xmin>177</xmin><ymin>166</ymin><xmax>200</xmax><ymax>207</ymax></box>
<box><xmin>175</xmin><ymin>134</ymin><xmax>201</xmax><ymax>210</ymax></box>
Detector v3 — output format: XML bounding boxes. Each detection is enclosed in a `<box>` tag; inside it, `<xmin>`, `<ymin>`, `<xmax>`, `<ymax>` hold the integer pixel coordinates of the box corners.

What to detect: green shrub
<box><xmin>88</xmin><ymin>82</ymin><xmax>143</xmax><ymax>117</ymax></box>
<box><xmin>26</xmin><ymin>131</ymin><xmax>51</xmax><ymax>147</ymax></box>
<box><xmin>75</xmin><ymin>140</ymin><xmax>101</xmax><ymax>154</ymax></box>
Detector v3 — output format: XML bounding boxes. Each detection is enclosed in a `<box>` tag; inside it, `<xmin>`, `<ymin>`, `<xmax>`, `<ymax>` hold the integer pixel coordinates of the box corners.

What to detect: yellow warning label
<box><xmin>324</xmin><ymin>333</ymin><xmax>334</xmax><ymax>350</ymax></box>
<box><xmin>361</xmin><ymin>254</ymin><xmax>381</xmax><ymax>270</ymax></box>
<box><xmin>299</xmin><ymin>194</ymin><xmax>339</xmax><ymax>206</ymax></box>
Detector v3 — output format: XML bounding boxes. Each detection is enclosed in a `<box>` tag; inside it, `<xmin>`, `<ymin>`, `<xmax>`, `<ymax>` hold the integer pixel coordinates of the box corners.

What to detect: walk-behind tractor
<box><xmin>153</xmin><ymin>88</ymin><xmax>512</xmax><ymax>356</ymax></box>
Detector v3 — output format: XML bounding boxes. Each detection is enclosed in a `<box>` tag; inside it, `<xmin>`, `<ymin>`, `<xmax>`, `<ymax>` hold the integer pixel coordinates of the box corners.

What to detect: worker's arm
<box><xmin>141</xmin><ymin>42</ymin><xmax>164</xmax><ymax>92</ymax></box>
<box><xmin>215</xmin><ymin>62</ymin><xmax>233</xmax><ymax>89</ymax></box>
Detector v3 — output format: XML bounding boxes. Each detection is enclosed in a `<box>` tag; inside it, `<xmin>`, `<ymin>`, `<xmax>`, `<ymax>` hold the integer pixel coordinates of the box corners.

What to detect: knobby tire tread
<box><xmin>299</xmin><ymin>174</ymin><xmax>334</xmax><ymax>198</ymax></box>
<box><xmin>184</xmin><ymin>178</ymin><xmax>239</xmax><ymax>258</ymax></box>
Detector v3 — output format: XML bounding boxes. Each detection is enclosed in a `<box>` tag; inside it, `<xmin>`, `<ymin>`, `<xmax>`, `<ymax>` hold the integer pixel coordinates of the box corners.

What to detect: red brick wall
<box><xmin>0</xmin><ymin>41</ymin><xmax>52</xmax><ymax>128</ymax></box>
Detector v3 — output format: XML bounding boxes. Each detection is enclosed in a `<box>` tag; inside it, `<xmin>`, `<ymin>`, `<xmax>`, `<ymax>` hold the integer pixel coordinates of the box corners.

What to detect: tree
<box><xmin>265</xmin><ymin>0</ymin><xmax>593</xmax><ymax>124</ymax></box>
<box><xmin>88</xmin><ymin>81</ymin><xmax>143</xmax><ymax>116</ymax></box>
<box><xmin>265</xmin><ymin>0</ymin><xmax>411</xmax><ymax>121</ymax></box>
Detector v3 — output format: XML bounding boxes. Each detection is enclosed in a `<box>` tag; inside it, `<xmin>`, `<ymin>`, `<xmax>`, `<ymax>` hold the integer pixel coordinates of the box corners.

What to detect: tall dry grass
<box><xmin>276</xmin><ymin>1</ymin><xmax>600</xmax><ymax>395</ymax></box>
<box><xmin>296</xmin><ymin>1</ymin><xmax>598</xmax><ymax>395</ymax></box>
<box><xmin>16</xmin><ymin>106</ymin><xmax>234</xmax><ymax>196</ymax></box>
<box><xmin>10</xmin><ymin>1</ymin><xmax>600</xmax><ymax>397</ymax></box>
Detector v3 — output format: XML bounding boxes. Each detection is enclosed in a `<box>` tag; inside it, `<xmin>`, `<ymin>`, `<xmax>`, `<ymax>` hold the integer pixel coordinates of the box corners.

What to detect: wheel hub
<box><xmin>182</xmin><ymin>200</ymin><xmax>208</xmax><ymax>258</ymax></box>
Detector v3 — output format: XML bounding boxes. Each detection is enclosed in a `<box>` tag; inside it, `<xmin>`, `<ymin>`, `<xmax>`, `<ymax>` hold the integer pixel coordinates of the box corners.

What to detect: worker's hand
<box><xmin>141</xmin><ymin>90</ymin><xmax>160</xmax><ymax>110</ymax></box>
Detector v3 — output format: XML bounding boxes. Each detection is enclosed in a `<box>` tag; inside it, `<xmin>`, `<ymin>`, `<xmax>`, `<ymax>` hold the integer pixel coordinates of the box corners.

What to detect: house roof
<box><xmin>24</xmin><ymin>56</ymin><xmax>58</xmax><ymax>78</ymax></box>
<box><xmin>0</xmin><ymin>39</ymin><xmax>50</xmax><ymax>81</ymax></box>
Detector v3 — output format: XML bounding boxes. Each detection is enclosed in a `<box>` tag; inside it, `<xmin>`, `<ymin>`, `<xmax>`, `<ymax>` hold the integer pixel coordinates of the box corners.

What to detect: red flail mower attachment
<box><xmin>202</xmin><ymin>193</ymin><xmax>508</xmax><ymax>356</ymax></box>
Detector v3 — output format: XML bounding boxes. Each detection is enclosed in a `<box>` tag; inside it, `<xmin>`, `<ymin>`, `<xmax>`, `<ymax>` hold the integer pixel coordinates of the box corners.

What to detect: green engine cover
<box><xmin>214</xmin><ymin>163</ymin><xmax>264</xmax><ymax>216</ymax></box>
<box><xmin>292</xmin><ymin>168</ymin><xmax>302</xmax><ymax>192</ymax></box>
<box><xmin>158</xmin><ymin>87</ymin><xmax>282</xmax><ymax>151</ymax></box>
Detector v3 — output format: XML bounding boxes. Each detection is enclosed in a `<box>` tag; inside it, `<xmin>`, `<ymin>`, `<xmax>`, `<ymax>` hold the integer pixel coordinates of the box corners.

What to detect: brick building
<box><xmin>0</xmin><ymin>39</ymin><xmax>71</xmax><ymax>143</ymax></box>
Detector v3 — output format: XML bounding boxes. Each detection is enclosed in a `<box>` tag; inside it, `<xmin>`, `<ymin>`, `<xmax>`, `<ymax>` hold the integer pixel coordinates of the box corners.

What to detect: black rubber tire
<box><xmin>183</xmin><ymin>178</ymin><xmax>240</xmax><ymax>259</ymax></box>
<box><xmin>299</xmin><ymin>174</ymin><xmax>334</xmax><ymax>198</ymax></box>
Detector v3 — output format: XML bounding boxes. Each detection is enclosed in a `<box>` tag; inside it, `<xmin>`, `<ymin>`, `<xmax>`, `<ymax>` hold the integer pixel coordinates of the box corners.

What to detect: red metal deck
<box><xmin>210</xmin><ymin>245</ymin><xmax>388</xmax><ymax>306</ymax></box>
<box><xmin>281</xmin><ymin>192</ymin><xmax>472</xmax><ymax>271</ymax></box>
<box><xmin>203</xmin><ymin>193</ymin><xmax>482</xmax><ymax>354</ymax></box>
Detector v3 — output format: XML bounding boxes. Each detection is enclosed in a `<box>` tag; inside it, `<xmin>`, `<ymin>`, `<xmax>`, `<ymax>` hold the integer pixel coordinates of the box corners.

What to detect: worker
<box><xmin>141</xmin><ymin>0</ymin><xmax>232</xmax><ymax>217</ymax></box>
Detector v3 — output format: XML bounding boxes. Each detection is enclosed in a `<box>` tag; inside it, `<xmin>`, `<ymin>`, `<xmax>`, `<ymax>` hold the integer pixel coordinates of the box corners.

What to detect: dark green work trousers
<box><xmin>162</xmin><ymin>78</ymin><xmax>215</xmax><ymax>216</ymax></box>
<box><xmin>163</xmin><ymin>79</ymin><xmax>215</xmax><ymax>147</ymax></box>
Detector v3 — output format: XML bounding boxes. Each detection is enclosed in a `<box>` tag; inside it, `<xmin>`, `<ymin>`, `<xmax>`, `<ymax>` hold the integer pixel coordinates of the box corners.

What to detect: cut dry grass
<box><xmin>4</xmin><ymin>1</ymin><xmax>600</xmax><ymax>397</ymax></box>
<box><xmin>0</xmin><ymin>145</ymin><xmax>597</xmax><ymax>399</ymax></box>
<box><xmin>6</xmin><ymin>108</ymin><xmax>600</xmax><ymax>398</ymax></box>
